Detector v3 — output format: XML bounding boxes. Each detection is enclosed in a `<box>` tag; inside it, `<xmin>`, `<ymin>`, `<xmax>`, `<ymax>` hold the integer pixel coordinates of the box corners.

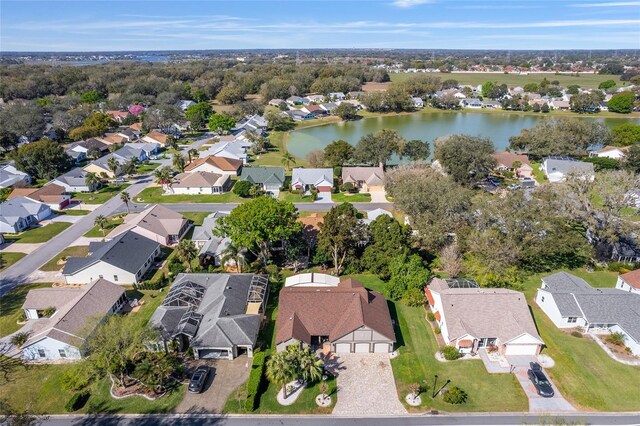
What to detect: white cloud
<box><xmin>391</xmin><ymin>0</ymin><xmax>433</xmax><ymax>8</ymax></box>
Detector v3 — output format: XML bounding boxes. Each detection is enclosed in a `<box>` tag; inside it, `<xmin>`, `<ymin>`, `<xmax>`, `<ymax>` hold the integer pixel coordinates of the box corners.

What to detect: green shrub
<box><xmin>401</xmin><ymin>288</ymin><xmax>426</xmax><ymax>307</ymax></box>
<box><xmin>443</xmin><ymin>386</ymin><xmax>467</xmax><ymax>404</ymax></box>
<box><xmin>340</xmin><ymin>182</ymin><xmax>355</xmax><ymax>193</ymax></box>
<box><xmin>607</xmin><ymin>261</ymin><xmax>638</xmax><ymax>272</ymax></box>
<box><xmin>434</xmin><ymin>326</ymin><xmax>441</xmax><ymax>335</ymax></box>
<box><xmin>168</xmin><ymin>258</ymin><xmax>185</xmax><ymax>275</ymax></box>
<box><xmin>233</xmin><ymin>180</ymin><xmax>253</xmax><ymax>198</ymax></box>
<box><xmin>244</xmin><ymin>351</ymin><xmax>266</xmax><ymax>411</ymax></box>
<box><xmin>65</xmin><ymin>392</ymin><xmax>89</xmax><ymax>412</ymax></box>
<box><xmin>442</xmin><ymin>345</ymin><xmax>461</xmax><ymax>361</ymax></box>
<box><xmin>427</xmin><ymin>312</ymin><xmax>436</xmax><ymax>322</ymax></box>
<box><xmin>10</xmin><ymin>332</ymin><xmax>29</xmax><ymax>347</ymax></box>
<box><xmin>606</xmin><ymin>332</ymin><xmax>626</xmax><ymax>346</ymax></box>
<box><xmin>570</xmin><ymin>331</ymin><xmax>583</xmax><ymax>338</ymax></box>
<box><xmin>42</xmin><ymin>307</ymin><xmax>56</xmax><ymax>317</ymax></box>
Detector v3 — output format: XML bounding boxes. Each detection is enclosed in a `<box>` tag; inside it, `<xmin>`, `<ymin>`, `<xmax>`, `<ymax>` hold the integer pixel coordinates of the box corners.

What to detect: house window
<box><xmin>540</xmin><ymin>296</ymin><xmax>545</xmax><ymax>302</ymax></box>
<box><xmin>137</xmin><ymin>271</ymin><xmax>141</xmax><ymax>277</ymax></box>
<box><xmin>98</xmin><ymin>275</ymin><xmax>103</xmax><ymax>279</ymax></box>
<box><xmin>113</xmin><ymin>275</ymin><xmax>118</xmax><ymax>282</ymax></box>
<box><xmin>38</xmin><ymin>349</ymin><xmax>46</xmax><ymax>358</ymax></box>
<box><xmin>567</xmin><ymin>317</ymin><xmax>577</xmax><ymax>323</ymax></box>
<box><xmin>58</xmin><ymin>349</ymin><xmax>66</xmax><ymax>358</ymax></box>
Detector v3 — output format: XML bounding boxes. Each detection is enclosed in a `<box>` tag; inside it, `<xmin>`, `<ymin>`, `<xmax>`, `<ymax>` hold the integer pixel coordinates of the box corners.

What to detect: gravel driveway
<box><xmin>332</xmin><ymin>353</ymin><xmax>406</xmax><ymax>416</ymax></box>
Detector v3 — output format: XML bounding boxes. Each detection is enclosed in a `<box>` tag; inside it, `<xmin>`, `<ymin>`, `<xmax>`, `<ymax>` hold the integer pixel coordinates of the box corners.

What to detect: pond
<box><xmin>286</xmin><ymin>111</ymin><xmax>638</xmax><ymax>160</ymax></box>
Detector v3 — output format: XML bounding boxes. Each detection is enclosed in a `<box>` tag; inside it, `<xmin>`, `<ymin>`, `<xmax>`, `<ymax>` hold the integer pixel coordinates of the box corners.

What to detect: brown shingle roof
<box><xmin>171</xmin><ymin>171</ymin><xmax>228</xmax><ymax>188</ymax></box>
<box><xmin>185</xmin><ymin>155</ymin><xmax>243</xmax><ymax>172</ymax></box>
<box><xmin>10</xmin><ymin>184</ymin><xmax>67</xmax><ymax>204</ymax></box>
<box><xmin>110</xmin><ymin>204</ymin><xmax>188</xmax><ymax>241</ymax></box>
<box><xmin>491</xmin><ymin>152</ymin><xmax>531</xmax><ymax>169</ymax></box>
<box><xmin>620</xmin><ymin>269</ymin><xmax>640</xmax><ymax>289</ymax></box>
<box><xmin>275</xmin><ymin>278</ymin><xmax>395</xmax><ymax>345</ymax></box>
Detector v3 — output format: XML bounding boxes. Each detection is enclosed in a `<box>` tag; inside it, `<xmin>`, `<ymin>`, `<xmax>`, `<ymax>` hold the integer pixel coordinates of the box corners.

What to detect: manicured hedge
<box><xmin>244</xmin><ymin>351</ymin><xmax>266</xmax><ymax>411</ymax></box>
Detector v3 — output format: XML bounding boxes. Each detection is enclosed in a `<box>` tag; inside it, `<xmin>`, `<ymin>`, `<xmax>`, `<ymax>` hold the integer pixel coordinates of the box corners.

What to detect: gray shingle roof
<box><xmin>240</xmin><ymin>167</ymin><xmax>285</xmax><ymax>186</ymax></box>
<box><xmin>63</xmin><ymin>231</ymin><xmax>159</xmax><ymax>275</ymax></box>
<box><xmin>53</xmin><ymin>167</ymin><xmax>91</xmax><ymax>187</ymax></box>
<box><xmin>543</xmin><ymin>158</ymin><xmax>594</xmax><ymax>176</ymax></box>
<box><xmin>192</xmin><ymin>212</ymin><xmax>229</xmax><ymax>242</ymax></box>
<box><xmin>0</xmin><ymin>197</ymin><xmax>49</xmax><ymax>227</ymax></box>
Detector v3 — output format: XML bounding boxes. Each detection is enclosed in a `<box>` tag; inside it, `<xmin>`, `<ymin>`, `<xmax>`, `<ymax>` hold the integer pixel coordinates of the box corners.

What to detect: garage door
<box><xmin>334</xmin><ymin>343</ymin><xmax>352</xmax><ymax>353</ymax></box>
<box><xmin>198</xmin><ymin>349</ymin><xmax>229</xmax><ymax>359</ymax></box>
<box><xmin>354</xmin><ymin>343</ymin><xmax>370</xmax><ymax>353</ymax></box>
<box><xmin>504</xmin><ymin>344</ymin><xmax>538</xmax><ymax>356</ymax></box>
<box><xmin>373</xmin><ymin>343</ymin><xmax>389</xmax><ymax>353</ymax></box>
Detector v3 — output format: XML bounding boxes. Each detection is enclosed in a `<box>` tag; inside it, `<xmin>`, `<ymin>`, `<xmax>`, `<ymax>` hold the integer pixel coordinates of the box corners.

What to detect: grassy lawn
<box><xmin>251</xmin><ymin>131</ymin><xmax>310</xmax><ymax>168</ymax></box>
<box><xmin>530</xmin><ymin>161</ymin><xmax>547</xmax><ymax>184</ymax></box>
<box><xmin>83</xmin><ymin>215</ymin><xmax>125</xmax><ymax>238</ymax></box>
<box><xmin>55</xmin><ymin>209</ymin><xmax>91</xmax><ymax>216</ymax></box>
<box><xmin>0</xmin><ymin>252</ymin><xmax>26</xmax><ymax>272</ymax></box>
<box><xmin>178</xmin><ymin>211</ymin><xmax>210</xmax><ymax>226</ymax></box>
<box><xmin>0</xmin><ymin>283</ymin><xmax>52</xmax><ymax>337</ymax></box>
<box><xmin>279</xmin><ymin>191</ymin><xmax>315</xmax><ymax>203</ymax></box>
<box><xmin>354</xmin><ymin>274</ymin><xmax>529</xmax><ymax>412</ymax></box>
<box><xmin>519</xmin><ymin>268</ymin><xmax>640</xmax><ymax>411</ymax></box>
<box><xmin>389</xmin><ymin>71</ymin><xmax>633</xmax><ymax>90</ymax></box>
<box><xmin>136</xmin><ymin>187</ymin><xmax>244</xmax><ymax>204</ymax></box>
<box><xmin>4</xmin><ymin>222</ymin><xmax>71</xmax><ymax>244</ymax></box>
<box><xmin>40</xmin><ymin>246</ymin><xmax>89</xmax><ymax>272</ymax></box>
<box><xmin>332</xmin><ymin>192</ymin><xmax>372</xmax><ymax>203</ymax></box>
<box><xmin>72</xmin><ymin>184</ymin><xmax>130</xmax><ymax>205</ymax></box>
<box><xmin>136</xmin><ymin>162</ymin><xmax>160</xmax><ymax>174</ymax></box>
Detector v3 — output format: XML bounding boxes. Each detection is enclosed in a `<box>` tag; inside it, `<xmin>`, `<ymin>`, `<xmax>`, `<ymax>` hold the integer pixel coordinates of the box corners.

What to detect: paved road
<box><xmin>153</xmin><ymin>202</ymin><xmax>395</xmax><ymax>213</ymax></box>
<box><xmin>0</xmin><ymin>177</ymin><xmax>152</xmax><ymax>296</ymax></box>
<box><xmin>37</xmin><ymin>413</ymin><xmax>640</xmax><ymax>426</ymax></box>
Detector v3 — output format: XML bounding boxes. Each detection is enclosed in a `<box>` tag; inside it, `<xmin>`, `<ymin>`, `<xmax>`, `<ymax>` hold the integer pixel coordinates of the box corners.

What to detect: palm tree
<box><xmin>294</xmin><ymin>347</ymin><xmax>324</xmax><ymax>384</ymax></box>
<box><xmin>122</xmin><ymin>160</ymin><xmax>137</xmax><ymax>177</ymax></box>
<box><xmin>107</xmin><ymin>157</ymin><xmax>120</xmax><ymax>180</ymax></box>
<box><xmin>120</xmin><ymin>191</ymin><xmax>131</xmax><ymax>213</ymax></box>
<box><xmin>85</xmin><ymin>172</ymin><xmax>101</xmax><ymax>192</ymax></box>
<box><xmin>176</xmin><ymin>239</ymin><xmax>198</xmax><ymax>271</ymax></box>
<box><xmin>187</xmin><ymin>148</ymin><xmax>199</xmax><ymax>163</ymax></box>
<box><xmin>94</xmin><ymin>215</ymin><xmax>108</xmax><ymax>237</ymax></box>
<box><xmin>172</xmin><ymin>153</ymin><xmax>186</xmax><ymax>173</ymax></box>
<box><xmin>220</xmin><ymin>242</ymin><xmax>245</xmax><ymax>272</ymax></box>
<box><xmin>281</xmin><ymin>151</ymin><xmax>296</xmax><ymax>171</ymax></box>
<box><xmin>154</xmin><ymin>166</ymin><xmax>173</xmax><ymax>191</ymax></box>
<box><xmin>266</xmin><ymin>351</ymin><xmax>296</xmax><ymax>399</ymax></box>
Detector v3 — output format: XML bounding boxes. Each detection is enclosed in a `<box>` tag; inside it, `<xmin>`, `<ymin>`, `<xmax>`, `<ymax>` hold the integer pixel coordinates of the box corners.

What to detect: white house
<box><xmin>461</xmin><ymin>98</ymin><xmax>482</xmax><ymax>108</ymax></box>
<box><xmin>21</xmin><ymin>279</ymin><xmax>127</xmax><ymax>361</ymax></box>
<box><xmin>184</xmin><ymin>155</ymin><xmax>243</xmax><ymax>177</ymax></box>
<box><xmin>200</xmin><ymin>141</ymin><xmax>249</xmax><ymax>164</ymax></box>
<box><xmin>63</xmin><ymin>231</ymin><xmax>160</xmax><ymax>285</ymax></box>
<box><xmin>240</xmin><ymin>167</ymin><xmax>285</xmax><ymax>197</ymax></box>
<box><xmin>327</xmin><ymin>92</ymin><xmax>346</xmax><ymax>101</ymax></box>
<box><xmin>541</xmin><ymin>157</ymin><xmax>595</xmax><ymax>183</ymax></box>
<box><xmin>617</xmin><ymin>269</ymin><xmax>640</xmax><ymax>294</ymax></box>
<box><xmin>426</xmin><ymin>278</ymin><xmax>543</xmax><ymax>355</ymax></box>
<box><xmin>589</xmin><ymin>146</ymin><xmax>627</xmax><ymax>160</ymax></box>
<box><xmin>170</xmin><ymin>171</ymin><xmax>231</xmax><ymax>195</ymax></box>
<box><xmin>52</xmin><ymin>168</ymin><xmax>99</xmax><ymax>193</ymax></box>
<box><xmin>0</xmin><ymin>164</ymin><xmax>31</xmax><ymax>188</ymax></box>
<box><xmin>412</xmin><ymin>97</ymin><xmax>424</xmax><ymax>108</ymax></box>
<box><xmin>0</xmin><ymin>197</ymin><xmax>51</xmax><ymax>233</ymax></box>
<box><xmin>291</xmin><ymin>168</ymin><xmax>334</xmax><ymax>193</ymax></box>
<box><xmin>536</xmin><ymin>272</ymin><xmax>640</xmax><ymax>356</ymax></box>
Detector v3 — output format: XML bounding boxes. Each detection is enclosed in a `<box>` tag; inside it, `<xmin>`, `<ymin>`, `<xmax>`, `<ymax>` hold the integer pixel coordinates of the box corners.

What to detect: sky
<box><xmin>1</xmin><ymin>0</ymin><xmax>640</xmax><ymax>52</ymax></box>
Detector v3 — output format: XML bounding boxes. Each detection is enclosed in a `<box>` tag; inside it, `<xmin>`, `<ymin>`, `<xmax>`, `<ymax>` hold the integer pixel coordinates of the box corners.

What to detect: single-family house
<box><xmin>301</xmin><ymin>104</ymin><xmax>326</xmax><ymax>117</ymax></box>
<box><xmin>268</xmin><ymin>98</ymin><xmax>286</xmax><ymax>107</ymax></box>
<box><xmin>461</xmin><ymin>98</ymin><xmax>482</xmax><ymax>108</ymax></box>
<box><xmin>616</xmin><ymin>269</ymin><xmax>640</xmax><ymax>295</ymax></box>
<box><xmin>347</xmin><ymin>91</ymin><xmax>365</xmax><ymax>99</ymax></box>
<box><xmin>176</xmin><ymin>100</ymin><xmax>196</xmax><ymax>111</ymax></box>
<box><xmin>233</xmin><ymin>114</ymin><xmax>268</xmax><ymax>135</ymax></box>
<box><xmin>240</xmin><ymin>167</ymin><xmax>285</xmax><ymax>196</ymax></box>
<box><xmin>426</xmin><ymin>278</ymin><xmax>544</xmax><ymax>355</ymax></box>
<box><xmin>149</xmin><ymin>273</ymin><xmax>269</xmax><ymax>360</ymax></box>
<box><xmin>536</xmin><ymin>272</ymin><xmax>640</xmax><ymax>356</ymax></box>
<box><xmin>51</xmin><ymin>168</ymin><xmax>99</xmax><ymax>193</ymax></box>
<box><xmin>98</xmin><ymin>134</ymin><xmax>127</xmax><ymax>145</ymax></box>
<box><xmin>113</xmin><ymin>145</ymin><xmax>148</xmax><ymax>163</ymax></box>
<box><xmin>286</xmin><ymin>96</ymin><xmax>305</xmax><ymax>106</ymax></box>
<box><xmin>482</xmin><ymin>100</ymin><xmax>502</xmax><ymax>109</ymax></box>
<box><xmin>9</xmin><ymin>183</ymin><xmax>71</xmax><ymax>210</ymax></box>
<box><xmin>291</xmin><ymin>168</ymin><xmax>334</xmax><ymax>193</ymax></box>
<box><xmin>276</xmin><ymin>274</ymin><xmax>395</xmax><ymax>353</ymax></box>
<box><xmin>107</xmin><ymin>110</ymin><xmax>130</xmax><ymax>123</ymax></box>
<box><xmin>125</xmin><ymin>142</ymin><xmax>160</xmax><ymax>158</ymax></box>
<box><xmin>142</xmin><ymin>131</ymin><xmax>169</xmax><ymax>147</ymax></box>
<box><xmin>64</xmin><ymin>146</ymin><xmax>87</xmax><ymax>164</ymax></box>
<box><xmin>327</xmin><ymin>92</ymin><xmax>346</xmax><ymax>101</ymax></box>
<box><xmin>83</xmin><ymin>152</ymin><xmax>128</xmax><ymax>178</ymax></box>
<box><xmin>491</xmin><ymin>152</ymin><xmax>534</xmax><ymax>179</ymax></box>
<box><xmin>63</xmin><ymin>231</ymin><xmax>161</xmax><ymax>285</ymax></box>
<box><xmin>129</xmin><ymin>122</ymin><xmax>143</xmax><ymax>132</ymax></box>
<box><xmin>0</xmin><ymin>164</ymin><xmax>31</xmax><ymax>188</ymax></box>
<box><xmin>319</xmin><ymin>103</ymin><xmax>338</xmax><ymax>113</ymax></box>
<box><xmin>305</xmin><ymin>94</ymin><xmax>325</xmax><ymax>103</ymax></box>
<box><xmin>200</xmin><ymin>141</ymin><xmax>249</xmax><ymax>164</ymax></box>
<box><xmin>285</xmin><ymin>110</ymin><xmax>314</xmax><ymax>121</ymax></box>
<box><xmin>412</xmin><ymin>97</ymin><xmax>424</xmax><ymax>108</ymax></box>
<box><xmin>362</xmin><ymin>208</ymin><xmax>393</xmax><ymax>225</ymax></box>
<box><xmin>341</xmin><ymin>166</ymin><xmax>385</xmax><ymax>193</ymax></box>
<box><xmin>117</xmin><ymin>128</ymin><xmax>140</xmax><ymax>142</ymax></box>
<box><xmin>68</xmin><ymin>138</ymin><xmax>109</xmax><ymax>158</ymax></box>
<box><xmin>589</xmin><ymin>146</ymin><xmax>627</xmax><ymax>160</ymax></box>
<box><xmin>109</xmin><ymin>204</ymin><xmax>190</xmax><ymax>246</ymax></box>
<box><xmin>184</xmin><ymin>155</ymin><xmax>243</xmax><ymax>176</ymax></box>
<box><xmin>551</xmin><ymin>100</ymin><xmax>570</xmax><ymax>110</ymax></box>
<box><xmin>20</xmin><ymin>279</ymin><xmax>127</xmax><ymax>361</ymax></box>
<box><xmin>541</xmin><ymin>157</ymin><xmax>595</xmax><ymax>183</ymax></box>
<box><xmin>191</xmin><ymin>212</ymin><xmax>232</xmax><ymax>266</ymax></box>
<box><xmin>0</xmin><ymin>197</ymin><xmax>51</xmax><ymax>233</ymax></box>
<box><xmin>170</xmin><ymin>171</ymin><xmax>231</xmax><ymax>195</ymax></box>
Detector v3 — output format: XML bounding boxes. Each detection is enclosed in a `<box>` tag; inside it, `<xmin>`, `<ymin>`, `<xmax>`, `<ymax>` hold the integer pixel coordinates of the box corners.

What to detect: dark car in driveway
<box><xmin>527</xmin><ymin>364</ymin><xmax>554</xmax><ymax>397</ymax></box>
<box><xmin>188</xmin><ymin>365</ymin><xmax>210</xmax><ymax>394</ymax></box>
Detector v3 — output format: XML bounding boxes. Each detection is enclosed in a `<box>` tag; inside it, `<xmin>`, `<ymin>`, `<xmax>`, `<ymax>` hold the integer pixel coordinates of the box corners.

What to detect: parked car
<box><xmin>527</xmin><ymin>365</ymin><xmax>554</xmax><ymax>397</ymax></box>
<box><xmin>508</xmin><ymin>183</ymin><xmax>521</xmax><ymax>190</ymax></box>
<box><xmin>188</xmin><ymin>365</ymin><xmax>210</xmax><ymax>393</ymax></box>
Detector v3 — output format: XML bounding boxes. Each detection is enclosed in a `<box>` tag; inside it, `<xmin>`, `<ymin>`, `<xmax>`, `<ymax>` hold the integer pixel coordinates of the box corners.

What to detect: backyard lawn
<box><xmin>72</xmin><ymin>184</ymin><xmax>130</xmax><ymax>205</ymax></box>
<box><xmin>251</xmin><ymin>131</ymin><xmax>310</xmax><ymax>168</ymax></box>
<box><xmin>519</xmin><ymin>268</ymin><xmax>640</xmax><ymax>411</ymax></box>
<box><xmin>83</xmin><ymin>215</ymin><xmax>125</xmax><ymax>238</ymax></box>
<box><xmin>40</xmin><ymin>246</ymin><xmax>89</xmax><ymax>272</ymax></box>
<box><xmin>0</xmin><ymin>282</ymin><xmax>52</xmax><ymax>337</ymax></box>
<box><xmin>0</xmin><ymin>252</ymin><xmax>26</xmax><ymax>272</ymax></box>
<box><xmin>332</xmin><ymin>192</ymin><xmax>372</xmax><ymax>203</ymax></box>
<box><xmin>136</xmin><ymin>187</ymin><xmax>244</xmax><ymax>204</ymax></box>
<box><xmin>354</xmin><ymin>274</ymin><xmax>529</xmax><ymax>412</ymax></box>
<box><xmin>4</xmin><ymin>222</ymin><xmax>71</xmax><ymax>244</ymax></box>
<box><xmin>530</xmin><ymin>161</ymin><xmax>547</xmax><ymax>184</ymax></box>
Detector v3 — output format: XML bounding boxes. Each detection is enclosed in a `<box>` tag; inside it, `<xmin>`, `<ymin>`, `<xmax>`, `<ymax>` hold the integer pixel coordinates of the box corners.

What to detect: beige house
<box><xmin>426</xmin><ymin>278</ymin><xmax>543</xmax><ymax>356</ymax></box>
<box><xmin>491</xmin><ymin>151</ymin><xmax>533</xmax><ymax>179</ymax></box>
<box><xmin>341</xmin><ymin>166</ymin><xmax>385</xmax><ymax>192</ymax></box>
<box><xmin>142</xmin><ymin>131</ymin><xmax>169</xmax><ymax>147</ymax></box>
<box><xmin>170</xmin><ymin>172</ymin><xmax>231</xmax><ymax>195</ymax></box>
<box><xmin>184</xmin><ymin>155</ymin><xmax>243</xmax><ymax>176</ymax></box>
<box><xmin>110</xmin><ymin>204</ymin><xmax>190</xmax><ymax>246</ymax></box>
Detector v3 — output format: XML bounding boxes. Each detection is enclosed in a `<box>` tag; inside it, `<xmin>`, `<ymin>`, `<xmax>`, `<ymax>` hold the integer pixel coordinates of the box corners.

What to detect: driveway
<box><xmin>370</xmin><ymin>190</ymin><xmax>388</xmax><ymax>203</ymax></box>
<box><xmin>176</xmin><ymin>356</ymin><xmax>251</xmax><ymax>414</ymax></box>
<box><xmin>508</xmin><ymin>356</ymin><xmax>576</xmax><ymax>413</ymax></box>
<box><xmin>332</xmin><ymin>353</ymin><xmax>406</xmax><ymax>416</ymax></box>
